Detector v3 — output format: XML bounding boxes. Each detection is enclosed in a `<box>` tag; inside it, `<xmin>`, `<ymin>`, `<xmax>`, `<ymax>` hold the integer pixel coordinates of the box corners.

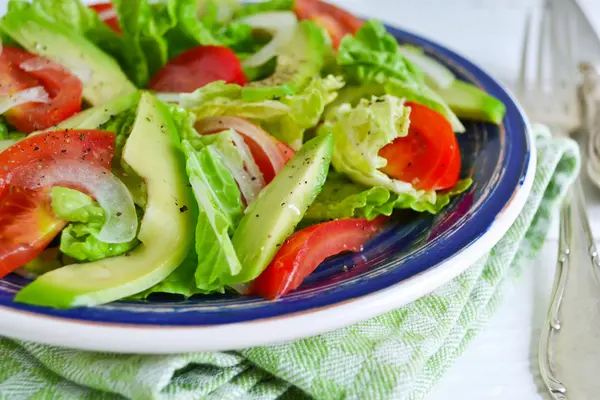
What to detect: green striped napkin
<box><xmin>0</xmin><ymin>125</ymin><xmax>580</xmax><ymax>400</ymax></box>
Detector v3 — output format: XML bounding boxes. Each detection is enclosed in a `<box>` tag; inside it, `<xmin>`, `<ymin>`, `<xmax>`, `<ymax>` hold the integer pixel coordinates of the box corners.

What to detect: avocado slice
<box><xmin>436</xmin><ymin>80</ymin><xmax>506</xmax><ymax>125</ymax></box>
<box><xmin>55</xmin><ymin>92</ymin><xmax>141</xmax><ymax>131</ymax></box>
<box><xmin>15</xmin><ymin>93</ymin><xmax>197</xmax><ymax>308</ymax></box>
<box><xmin>241</xmin><ymin>20</ymin><xmax>326</xmax><ymax>101</ymax></box>
<box><xmin>0</xmin><ymin>10</ymin><xmax>137</xmax><ymax>106</ymax></box>
<box><xmin>225</xmin><ymin>133</ymin><xmax>333</xmax><ymax>285</ymax></box>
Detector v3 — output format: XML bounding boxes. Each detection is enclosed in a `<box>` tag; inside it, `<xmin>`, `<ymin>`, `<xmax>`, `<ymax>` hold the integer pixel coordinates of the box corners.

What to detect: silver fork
<box><xmin>518</xmin><ymin>0</ymin><xmax>600</xmax><ymax>399</ymax></box>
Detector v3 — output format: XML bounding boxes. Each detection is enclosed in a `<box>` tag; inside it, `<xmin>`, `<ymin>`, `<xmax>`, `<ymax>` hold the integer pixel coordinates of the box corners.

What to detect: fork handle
<box><xmin>539</xmin><ymin>180</ymin><xmax>600</xmax><ymax>399</ymax></box>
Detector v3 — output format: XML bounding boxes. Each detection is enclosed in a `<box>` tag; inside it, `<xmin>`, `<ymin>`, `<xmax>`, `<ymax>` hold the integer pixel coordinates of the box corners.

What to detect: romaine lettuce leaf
<box><xmin>234</xmin><ymin>0</ymin><xmax>294</xmax><ymax>18</ymax></box>
<box><xmin>337</xmin><ymin>20</ymin><xmax>465</xmax><ymax>132</ymax></box>
<box><xmin>51</xmin><ymin>187</ymin><xmax>140</xmax><ymax>262</ymax></box>
<box><xmin>318</xmin><ymin>94</ymin><xmax>426</xmax><ymax>194</ymax></box>
<box><xmin>181</xmin><ymin>76</ymin><xmax>345</xmax><ymax>148</ymax></box>
<box><xmin>131</xmin><ymin>248</ymin><xmax>204</xmax><ymax>299</ymax></box>
<box><xmin>305</xmin><ymin>172</ymin><xmax>473</xmax><ymax>220</ymax></box>
<box><xmin>183</xmin><ymin>140</ymin><xmax>243</xmax><ymax>293</ymax></box>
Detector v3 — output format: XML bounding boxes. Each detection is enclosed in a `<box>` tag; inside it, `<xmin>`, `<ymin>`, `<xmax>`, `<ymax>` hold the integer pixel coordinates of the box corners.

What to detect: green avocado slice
<box><xmin>14</xmin><ymin>93</ymin><xmax>197</xmax><ymax>308</ymax></box>
<box><xmin>225</xmin><ymin>133</ymin><xmax>333</xmax><ymax>285</ymax></box>
<box><xmin>0</xmin><ymin>9</ymin><xmax>137</xmax><ymax>106</ymax></box>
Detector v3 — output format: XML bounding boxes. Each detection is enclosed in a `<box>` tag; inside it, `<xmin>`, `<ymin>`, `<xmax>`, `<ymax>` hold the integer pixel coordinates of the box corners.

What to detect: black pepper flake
<box><xmin>61</xmin><ymin>149</ymin><xmax>67</xmax><ymax>153</ymax></box>
<box><xmin>255</xmin><ymin>214</ymin><xmax>260</xmax><ymax>217</ymax></box>
<box><xmin>179</xmin><ymin>205</ymin><xmax>188</xmax><ymax>213</ymax></box>
<box><xmin>116</xmin><ymin>212</ymin><xmax>122</xmax><ymax>217</ymax></box>
<box><xmin>33</xmin><ymin>146</ymin><xmax>39</xmax><ymax>151</ymax></box>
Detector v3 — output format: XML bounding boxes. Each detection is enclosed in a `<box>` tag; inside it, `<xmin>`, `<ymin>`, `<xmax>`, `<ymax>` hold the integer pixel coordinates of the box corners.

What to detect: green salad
<box><xmin>0</xmin><ymin>0</ymin><xmax>506</xmax><ymax>307</ymax></box>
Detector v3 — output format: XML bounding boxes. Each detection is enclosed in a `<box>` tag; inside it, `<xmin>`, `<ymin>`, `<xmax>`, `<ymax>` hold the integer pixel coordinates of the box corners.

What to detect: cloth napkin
<box><xmin>0</xmin><ymin>125</ymin><xmax>580</xmax><ymax>400</ymax></box>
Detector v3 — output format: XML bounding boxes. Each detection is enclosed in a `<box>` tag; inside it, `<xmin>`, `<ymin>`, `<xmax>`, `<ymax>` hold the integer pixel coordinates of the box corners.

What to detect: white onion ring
<box><xmin>195</xmin><ymin>116</ymin><xmax>286</xmax><ymax>178</ymax></box>
<box><xmin>155</xmin><ymin>92</ymin><xmax>181</xmax><ymax>104</ymax></box>
<box><xmin>239</xmin><ymin>11</ymin><xmax>298</xmax><ymax>68</ymax></box>
<box><xmin>227</xmin><ymin>130</ymin><xmax>264</xmax><ymax>203</ymax></box>
<box><xmin>21</xmin><ymin>56</ymin><xmax>92</xmax><ymax>84</ymax></box>
<box><xmin>0</xmin><ymin>86</ymin><xmax>49</xmax><ymax>115</ymax></box>
<box><xmin>10</xmin><ymin>160</ymin><xmax>138</xmax><ymax>244</ymax></box>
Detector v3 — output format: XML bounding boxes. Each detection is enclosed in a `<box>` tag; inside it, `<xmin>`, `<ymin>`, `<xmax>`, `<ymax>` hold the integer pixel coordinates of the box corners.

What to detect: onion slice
<box><xmin>0</xmin><ymin>86</ymin><xmax>50</xmax><ymax>115</ymax></box>
<box><xmin>239</xmin><ymin>11</ymin><xmax>298</xmax><ymax>68</ymax></box>
<box><xmin>10</xmin><ymin>160</ymin><xmax>138</xmax><ymax>244</ymax></box>
<box><xmin>155</xmin><ymin>92</ymin><xmax>181</xmax><ymax>104</ymax></box>
<box><xmin>195</xmin><ymin>116</ymin><xmax>286</xmax><ymax>179</ymax></box>
<box><xmin>398</xmin><ymin>45</ymin><xmax>455</xmax><ymax>90</ymax></box>
<box><xmin>21</xmin><ymin>56</ymin><xmax>92</xmax><ymax>84</ymax></box>
<box><xmin>224</xmin><ymin>130</ymin><xmax>265</xmax><ymax>203</ymax></box>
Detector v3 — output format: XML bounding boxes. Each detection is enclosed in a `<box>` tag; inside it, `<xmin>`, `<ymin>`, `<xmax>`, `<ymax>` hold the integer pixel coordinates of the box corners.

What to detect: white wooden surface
<box><xmin>1</xmin><ymin>0</ymin><xmax>600</xmax><ymax>398</ymax></box>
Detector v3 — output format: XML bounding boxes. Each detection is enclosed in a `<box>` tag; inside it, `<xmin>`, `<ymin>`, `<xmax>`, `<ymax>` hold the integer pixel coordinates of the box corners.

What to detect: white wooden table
<box><xmin>331</xmin><ymin>1</ymin><xmax>600</xmax><ymax>398</ymax></box>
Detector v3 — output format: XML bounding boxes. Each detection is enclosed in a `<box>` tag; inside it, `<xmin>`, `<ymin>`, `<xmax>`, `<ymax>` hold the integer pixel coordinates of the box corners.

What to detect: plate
<box><xmin>0</xmin><ymin>24</ymin><xmax>534</xmax><ymax>354</ymax></box>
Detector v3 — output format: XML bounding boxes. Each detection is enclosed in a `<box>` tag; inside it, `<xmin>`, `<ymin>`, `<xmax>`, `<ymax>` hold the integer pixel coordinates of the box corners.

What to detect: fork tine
<box><xmin>536</xmin><ymin>3</ymin><xmax>549</xmax><ymax>104</ymax></box>
<box><xmin>518</xmin><ymin>11</ymin><xmax>533</xmax><ymax>99</ymax></box>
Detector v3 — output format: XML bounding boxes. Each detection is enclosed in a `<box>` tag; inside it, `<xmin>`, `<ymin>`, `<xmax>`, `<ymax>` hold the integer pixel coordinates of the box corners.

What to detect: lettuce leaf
<box><xmin>305</xmin><ymin>172</ymin><xmax>473</xmax><ymax>220</ymax></box>
<box><xmin>181</xmin><ymin>76</ymin><xmax>345</xmax><ymax>148</ymax></box>
<box><xmin>337</xmin><ymin>20</ymin><xmax>464</xmax><ymax>132</ymax></box>
<box><xmin>51</xmin><ymin>187</ymin><xmax>140</xmax><ymax>262</ymax></box>
<box><xmin>234</xmin><ymin>0</ymin><xmax>294</xmax><ymax>18</ymax></box>
<box><xmin>183</xmin><ymin>140</ymin><xmax>243</xmax><ymax>293</ymax></box>
<box><xmin>131</xmin><ymin>248</ymin><xmax>204</xmax><ymax>299</ymax></box>
<box><xmin>318</xmin><ymin>94</ymin><xmax>427</xmax><ymax>194</ymax></box>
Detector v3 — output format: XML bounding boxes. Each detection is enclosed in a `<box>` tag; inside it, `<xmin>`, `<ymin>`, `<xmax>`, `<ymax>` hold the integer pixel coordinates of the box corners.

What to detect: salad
<box><xmin>0</xmin><ymin>0</ymin><xmax>506</xmax><ymax>308</ymax></box>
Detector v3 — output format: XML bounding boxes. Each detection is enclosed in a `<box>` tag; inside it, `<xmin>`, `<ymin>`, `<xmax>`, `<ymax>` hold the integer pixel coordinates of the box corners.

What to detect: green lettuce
<box><xmin>305</xmin><ymin>172</ymin><xmax>473</xmax><ymax>220</ymax></box>
<box><xmin>183</xmin><ymin>140</ymin><xmax>244</xmax><ymax>293</ymax></box>
<box><xmin>51</xmin><ymin>187</ymin><xmax>140</xmax><ymax>262</ymax></box>
<box><xmin>234</xmin><ymin>0</ymin><xmax>294</xmax><ymax>18</ymax></box>
<box><xmin>131</xmin><ymin>248</ymin><xmax>203</xmax><ymax>299</ymax></box>
<box><xmin>181</xmin><ymin>76</ymin><xmax>345</xmax><ymax>148</ymax></box>
<box><xmin>318</xmin><ymin>94</ymin><xmax>424</xmax><ymax>193</ymax></box>
<box><xmin>337</xmin><ymin>20</ymin><xmax>465</xmax><ymax>132</ymax></box>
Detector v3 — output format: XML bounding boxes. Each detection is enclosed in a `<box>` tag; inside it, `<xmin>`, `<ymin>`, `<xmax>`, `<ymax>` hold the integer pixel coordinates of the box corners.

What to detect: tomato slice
<box><xmin>89</xmin><ymin>3</ymin><xmax>121</xmax><ymax>33</ymax></box>
<box><xmin>0</xmin><ymin>129</ymin><xmax>115</xmax><ymax>278</ymax></box>
<box><xmin>0</xmin><ymin>187</ymin><xmax>67</xmax><ymax>278</ymax></box>
<box><xmin>0</xmin><ymin>129</ymin><xmax>115</xmax><ymax>197</ymax></box>
<box><xmin>149</xmin><ymin>46</ymin><xmax>248</xmax><ymax>93</ymax></box>
<box><xmin>294</xmin><ymin>0</ymin><xmax>364</xmax><ymax>48</ymax></box>
<box><xmin>0</xmin><ymin>47</ymin><xmax>83</xmax><ymax>133</ymax></box>
<box><xmin>378</xmin><ymin>102</ymin><xmax>460</xmax><ymax>191</ymax></box>
<box><xmin>251</xmin><ymin>217</ymin><xmax>387</xmax><ymax>299</ymax></box>
<box><xmin>276</xmin><ymin>141</ymin><xmax>295</xmax><ymax>164</ymax></box>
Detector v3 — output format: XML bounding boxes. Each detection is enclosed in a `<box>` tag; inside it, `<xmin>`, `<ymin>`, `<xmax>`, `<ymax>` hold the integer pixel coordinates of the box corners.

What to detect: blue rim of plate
<box><xmin>0</xmin><ymin>24</ymin><xmax>531</xmax><ymax>326</ymax></box>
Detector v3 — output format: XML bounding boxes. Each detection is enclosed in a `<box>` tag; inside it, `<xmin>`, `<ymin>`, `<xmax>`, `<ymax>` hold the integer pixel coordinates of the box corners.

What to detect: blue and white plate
<box><xmin>0</xmin><ymin>24</ymin><xmax>534</xmax><ymax>354</ymax></box>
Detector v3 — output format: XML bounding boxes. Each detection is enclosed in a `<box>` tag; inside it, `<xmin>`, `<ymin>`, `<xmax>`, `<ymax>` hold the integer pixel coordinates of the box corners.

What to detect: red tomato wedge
<box><xmin>294</xmin><ymin>0</ymin><xmax>364</xmax><ymax>48</ymax></box>
<box><xmin>0</xmin><ymin>187</ymin><xmax>67</xmax><ymax>278</ymax></box>
<box><xmin>276</xmin><ymin>141</ymin><xmax>295</xmax><ymax>164</ymax></box>
<box><xmin>379</xmin><ymin>102</ymin><xmax>460</xmax><ymax>191</ymax></box>
<box><xmin>195</xmin><ymin>116</ymin><xmax>293</xmax><ymax>184</ymax></box>
<box><xmin>251</xmin><ymin>217</ymin><xmax>387</xmax><ymax>299</ymax></box>
<box><xmin>0</xmin><ymin>47</ymin><xmax>83</xmax><ymax>133</ymax></box>
<box><xmin>0</xmin><ymin>129</ymin><xmax>115</xmax><ymax>278</ymax></box>
<box><xmin>0</xmin><ymin>129</ymin><xmax>115</xmax><ymax>196</ymax></box>
<box><xmin>149</xmin><ymin>46</ymin><xmax>248</xmax><ymax>93</ymax></box>
<box><xmin>89</xmin><ymin>3</ymin><xmax>121</xmax><ymax>33</ymax></box>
